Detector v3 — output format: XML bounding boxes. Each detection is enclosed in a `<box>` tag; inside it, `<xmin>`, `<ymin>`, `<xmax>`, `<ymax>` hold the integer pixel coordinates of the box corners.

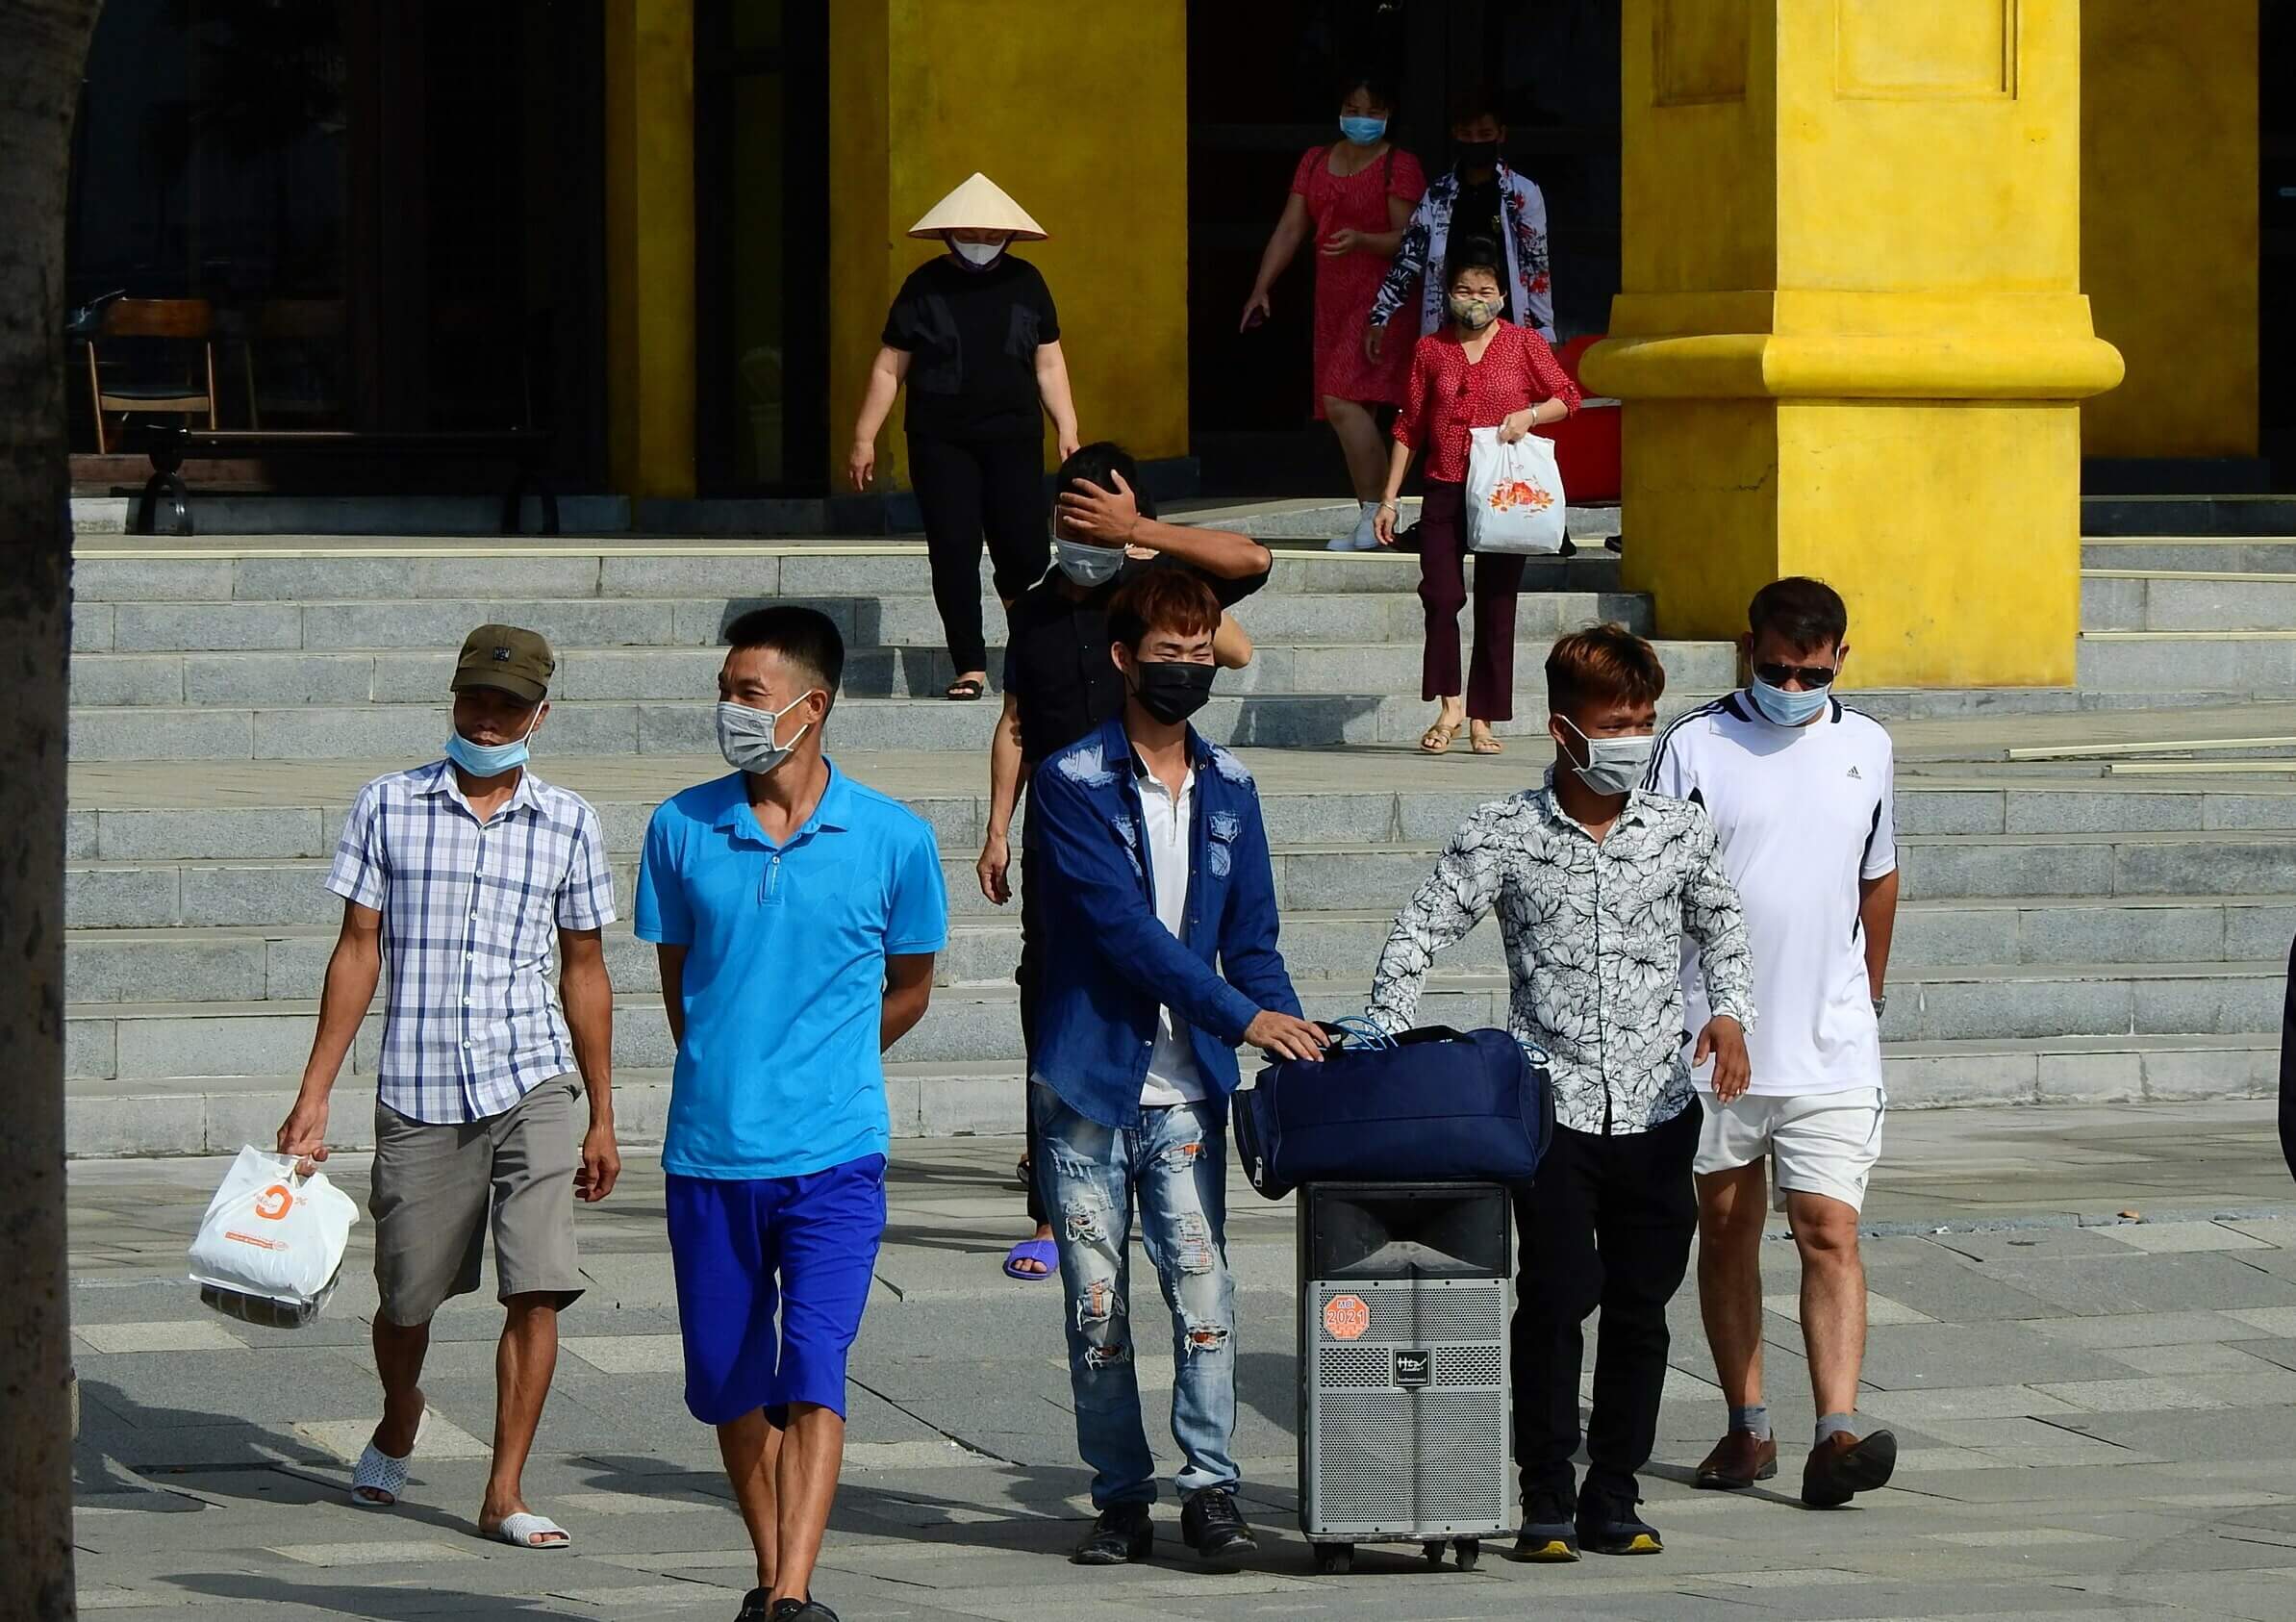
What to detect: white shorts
<box><xmin>1693</xmin><ymin>1088</ymin><xmax>1885</xmax><ymax>1214</ymax></box>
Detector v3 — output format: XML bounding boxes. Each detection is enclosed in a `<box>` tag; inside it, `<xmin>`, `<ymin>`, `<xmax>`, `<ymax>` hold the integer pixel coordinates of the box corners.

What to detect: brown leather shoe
<box><xmin>1802</xmin><ymin>1429</ymin><xmax>1898</xmax><ymax>1508</ymax></box>
<box><xmin>1695</xmin><ymin>1430</ymin><xmax>1779</xmax><ymax>1489</ymax></box>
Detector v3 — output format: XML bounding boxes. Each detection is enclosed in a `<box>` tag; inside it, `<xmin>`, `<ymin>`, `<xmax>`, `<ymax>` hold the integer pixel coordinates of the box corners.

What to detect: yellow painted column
<box><xmin>602</xmin><ymin>0</ymin><xmax>697</xmax><ymax>499</ymax></box>
<box><xmin>1584</xmin><ymin>0</ymin><xmax>2123</xmax><ymax>688</ymax></box>
<box><xmin>2081</xmin><ymin>0</ymin><xmax>2258</xmax><ymax>460</ymax></box>
<box><xmin>827</xmin><ymin>0</ymin><xmax>1190</xmax><ymax>492</ymax></box>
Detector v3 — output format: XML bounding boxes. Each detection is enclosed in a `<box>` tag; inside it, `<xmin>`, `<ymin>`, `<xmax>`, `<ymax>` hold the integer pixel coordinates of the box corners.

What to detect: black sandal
<box><xmin>946</xmin><ymin>676</ymin><xmax>986</xmax><ymax>701</ymax></box>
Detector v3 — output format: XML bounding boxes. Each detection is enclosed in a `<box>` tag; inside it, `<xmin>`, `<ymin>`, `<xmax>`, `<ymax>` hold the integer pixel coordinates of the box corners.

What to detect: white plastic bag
<box><xmin>1464</xmin><ymin>425</ymin><xmax>1568</xmax><ymax>555</ymax></box>
<box><xmin>188</xmin><ymin>1146</ymin><xmax>358</xmax><ymax>1325</ymax></box>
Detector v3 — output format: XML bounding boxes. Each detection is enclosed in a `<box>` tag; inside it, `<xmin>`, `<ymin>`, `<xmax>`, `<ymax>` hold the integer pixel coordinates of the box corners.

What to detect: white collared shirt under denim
<box><xmin>1032</xmin><ymin>1083</ymin><xmax>1238</xmax><ymax>1509</ymax></box>
<box><xmin>327</xmin><ymin>759</ymin><xmax>616</xmax><ymax>1125</ymax></box>
<box><xmin>1136</xmin><ymin>763</ymin><xmax>1209</xmax><ymax>1106</ymax></box>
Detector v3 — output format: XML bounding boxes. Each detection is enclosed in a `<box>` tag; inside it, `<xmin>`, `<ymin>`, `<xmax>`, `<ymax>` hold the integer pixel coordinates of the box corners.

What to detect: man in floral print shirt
<box><xmin>1369</xmin><ymin>623</ymin><xmax>1754</xmax><ymax>1563</ymax></box>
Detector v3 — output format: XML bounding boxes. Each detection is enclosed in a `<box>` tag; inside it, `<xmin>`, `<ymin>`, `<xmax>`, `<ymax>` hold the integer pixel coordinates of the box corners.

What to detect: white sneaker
<box><xmin>1326</xmin><ymin>501</ymin><xmax>1379</xmax><ymax>551</ymax></box>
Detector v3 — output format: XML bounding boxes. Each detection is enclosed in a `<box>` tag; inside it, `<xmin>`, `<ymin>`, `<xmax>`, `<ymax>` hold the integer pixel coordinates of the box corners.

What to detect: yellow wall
<box><xmin>2081</xmin><ymin>0</ymin><xmax>2258</xmax><ymax>458</ymax></box>
<box><xmin>828</xmin><ymin>0</ymin><xmax>1190</xmax><ymax>492</ymax></box>
<box><xmin>1588</xmin><ymin>0</ymin><xmax>2119</xmax><ymax>690</ymax></box>
<box><xmin>602</xmin><ymin>0</ymin><xmax>697</xmax><ymax>499</ymax></box>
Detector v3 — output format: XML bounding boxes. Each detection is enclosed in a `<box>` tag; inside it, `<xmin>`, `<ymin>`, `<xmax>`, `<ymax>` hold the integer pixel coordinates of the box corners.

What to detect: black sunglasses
<box><xmin>1754</xmin><ymin>661</ymin><xmax>1837</xmax><ymax>689</ymax></box>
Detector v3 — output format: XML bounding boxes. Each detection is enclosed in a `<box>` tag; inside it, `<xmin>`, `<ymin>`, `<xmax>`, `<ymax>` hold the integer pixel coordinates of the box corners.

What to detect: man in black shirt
<box><xmin>979</xmin><ymin>442</ymin><xmax>1273</xmax><ymax>1279</ymax></box>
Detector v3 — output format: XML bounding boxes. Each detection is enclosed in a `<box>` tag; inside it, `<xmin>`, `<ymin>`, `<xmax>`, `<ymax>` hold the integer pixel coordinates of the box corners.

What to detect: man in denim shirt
<box><xmin>1026</xmin><ymin>569</ymin><xmax>1327</xmax><ymax>1568</ymax></box>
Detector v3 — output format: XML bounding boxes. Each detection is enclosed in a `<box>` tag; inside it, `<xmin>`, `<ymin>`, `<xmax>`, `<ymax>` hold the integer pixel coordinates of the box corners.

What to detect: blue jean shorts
<box><xmin>666</xmin><ymin>1153</ymin><xmax>888</xmax><ymax>1427</ymax></box>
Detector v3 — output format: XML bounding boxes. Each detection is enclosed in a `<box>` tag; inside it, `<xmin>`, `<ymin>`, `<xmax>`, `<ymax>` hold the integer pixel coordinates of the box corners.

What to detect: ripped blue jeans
<box><xmin>1031</xmin><ymin>1083</ymin><xmax>1240</xmax><ymax>1508</ymax></box>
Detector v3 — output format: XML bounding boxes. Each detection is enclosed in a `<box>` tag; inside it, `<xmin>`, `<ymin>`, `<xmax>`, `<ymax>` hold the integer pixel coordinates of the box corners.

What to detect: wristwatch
<box><xmin>1871</xmin><ymin>995</ymin><xmax>1888</xmax><ymax>1019</ymax></box>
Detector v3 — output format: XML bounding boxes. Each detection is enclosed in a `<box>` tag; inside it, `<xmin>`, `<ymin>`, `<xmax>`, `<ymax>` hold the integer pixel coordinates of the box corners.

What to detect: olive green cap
<box><xmin>451</xmin><ymin>624</ymin><xmax>555</xmax><ymax>703</ymax></box>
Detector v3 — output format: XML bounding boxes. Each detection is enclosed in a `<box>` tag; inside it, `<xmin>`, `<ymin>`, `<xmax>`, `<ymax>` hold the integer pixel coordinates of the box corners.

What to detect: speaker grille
<box><xmin>1319</xmin><ymin>1346</ymin><xmax>1391</xmax><ymax>1387</ymax></box>
<box><xmin>1304</xmin><ymin>1278</ymin><xmax>1511</xmax><ymax>1536</ymax></box>
<box><xmin>1316</xmin><ymin>1283</ymin><xmax>1505</xmax><ymax>1345</ymax></box>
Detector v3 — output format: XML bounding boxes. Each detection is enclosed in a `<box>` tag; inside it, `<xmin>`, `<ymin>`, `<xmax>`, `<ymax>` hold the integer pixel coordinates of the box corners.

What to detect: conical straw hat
<box><xmin>908</xmin><ymin>173</ymin><xmax>1047</xmax><ymax>241</ymax></box>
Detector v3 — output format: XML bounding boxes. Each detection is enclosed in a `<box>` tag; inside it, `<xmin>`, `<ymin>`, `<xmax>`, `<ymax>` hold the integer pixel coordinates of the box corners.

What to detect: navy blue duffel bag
<box><xmin>1232</xmin><ymin>1021</ymin><xmax>1555</xmax><ymax>1199</ymax></box>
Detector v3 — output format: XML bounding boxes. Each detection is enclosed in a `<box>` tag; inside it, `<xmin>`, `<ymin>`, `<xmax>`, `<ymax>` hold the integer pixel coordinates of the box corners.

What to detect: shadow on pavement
<box><xmin>74</xmin><ymin>1377</ymin><xmax>487</xmax><ymax>1544</ymax></box>
<box><xmin>171</xmin><ymin>1573</ymin><xmax>597</xmax><ymax>1620</ymax></box>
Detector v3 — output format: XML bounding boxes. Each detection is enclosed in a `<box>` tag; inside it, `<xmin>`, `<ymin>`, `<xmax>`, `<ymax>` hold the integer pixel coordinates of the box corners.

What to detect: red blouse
<box><xmin>1393</xmin><ymin>321</ymin><xmax>1581</xmax><ymax>485</ymax></box>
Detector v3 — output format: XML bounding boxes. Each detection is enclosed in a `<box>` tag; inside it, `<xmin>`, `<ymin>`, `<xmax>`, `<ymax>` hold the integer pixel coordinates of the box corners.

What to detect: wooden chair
<box><xmin>84</xmin><ymin>298</ymin><xmax>218</xmax><ymax>453</ymax></box>
<box><xmin>240</xmin><ymin>298</ymin><xmax>346</xmax><ymax>429</ymax></box>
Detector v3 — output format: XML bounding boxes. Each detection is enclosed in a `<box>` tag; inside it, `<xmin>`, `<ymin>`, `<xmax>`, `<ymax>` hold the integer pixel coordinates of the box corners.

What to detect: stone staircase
<box><xmin>61</xmin><ymin>534</ymin><xmax>2295</xmax><ymax>1156</ymax></box>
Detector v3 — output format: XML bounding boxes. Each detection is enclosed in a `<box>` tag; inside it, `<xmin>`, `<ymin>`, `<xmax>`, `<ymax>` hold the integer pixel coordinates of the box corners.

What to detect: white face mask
<box><xmin>717</xmin><ymin>692</ymin><xmax>817</xmax><ymax>776</ymax></box>
<box><xmin>1054</xmin><ymin>538</ymin><xmax>1123</xmax><ymax>586</ymax></box>
<box><xmin>951</xmin><ymin>235</ymin><xmax>1009</xmax><ymax>267</ymax></box>
<box><xmin>1556</xmin><ymin>716</ymin><xmax>1653</xmax><ymax>797</ymax></box>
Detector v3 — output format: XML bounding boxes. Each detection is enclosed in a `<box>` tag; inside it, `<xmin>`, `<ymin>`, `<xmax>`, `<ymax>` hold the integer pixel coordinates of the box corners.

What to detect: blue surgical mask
<box><xmin>1339</xmin><ymin>115</ymin><xmax>1388</xmax><ymax>145</ymax></box>
<box><xmin>717</xmin><ymin>692</ymin><xmax>817</xmax><ymax>776</ymax></box>
<box><xmin>1055</xmin><ymin>538</ymin><xmax>1123</xmax><ymax>587</ymax></box>
<box><xmin>1557</xmin><ymin>716</ymin><xmax>1653</xmax><ymax>798</ymax></box>
<box><xmin>443</xmin><ymin>706</ymin><xmax>541</xmax><ymax>776</ymax></box>
<box><xmin>1750</xmin><ymin>677</ymin><xmax>1830</xmax><ymax>727</ymax></box>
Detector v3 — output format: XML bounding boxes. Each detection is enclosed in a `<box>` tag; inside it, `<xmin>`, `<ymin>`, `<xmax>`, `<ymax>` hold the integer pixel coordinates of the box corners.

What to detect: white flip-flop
<box><xmin>348</xmin><ymin>1407</ymin><xmax>428</xmax><ymax>1508</ymax></box>
<box><xmin>488</xmin><ymin>1511</ymin><xmax>572</xmax><ymax>1550</ymax></box>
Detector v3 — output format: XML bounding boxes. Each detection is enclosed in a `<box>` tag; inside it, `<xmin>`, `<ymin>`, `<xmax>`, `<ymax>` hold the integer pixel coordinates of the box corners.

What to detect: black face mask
<box><xmin>1131</xmin><ymin>659</ymin><xmax>1216</xmax><ymax>724</ymax></box>
<box><xmin>1454</xmin><ymin>139</ymin><xmax>1501</xmax><ymax>170</ymax></box>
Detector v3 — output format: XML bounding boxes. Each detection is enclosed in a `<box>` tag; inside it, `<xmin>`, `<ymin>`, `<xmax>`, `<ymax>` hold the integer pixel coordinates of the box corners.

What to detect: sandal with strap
<box><xmin>1471</xmin><ymin>728</ymin><xmax>1504</xmax><ymax>755</ymax></box>
<box><xmin>946</xmin><ymin>675</ymin><xmax>987</xmax><ymax>701</ymax></box>
<box><xmin>1420</xmin><ymin>720</ymin><xmax>1462</xmax><ymax>755</ymax></box>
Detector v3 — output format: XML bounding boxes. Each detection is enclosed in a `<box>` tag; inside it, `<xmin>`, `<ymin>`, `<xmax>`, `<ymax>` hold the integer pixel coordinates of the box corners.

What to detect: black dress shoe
<box><xmin>770</xmin><ymin>1599</ymin><xmax>838</xmax><ymax>1621</ymax></box>
<box><xmin>736</xmin><ymin>1589</ymin><xmax>770</xmax><ymax>1622</ymax></box>
<box><xmin>1803</xmin><ymin>1428</ymin><xmax>1899</xmax><ymax>1508</ymax></box>
<box><xmin>1071</xmin><ymin>1503</ymin><xmax>1153</xmax><ymax>1565</ymax></box>
<box><xmin>1180</xmin><ymin>1486</ymin><xmax>1258</xmax><ymax>1562</ymax></box>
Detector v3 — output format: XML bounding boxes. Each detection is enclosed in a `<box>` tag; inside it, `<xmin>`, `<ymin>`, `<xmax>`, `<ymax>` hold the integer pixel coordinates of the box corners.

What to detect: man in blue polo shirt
<box><xmin>636</xmin><ymin>606</ymin><xmax>947</xmax><ymax>1622</ymax></box>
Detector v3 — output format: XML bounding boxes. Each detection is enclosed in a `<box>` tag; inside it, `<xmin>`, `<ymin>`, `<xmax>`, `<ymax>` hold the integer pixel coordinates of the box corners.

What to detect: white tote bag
<box><xmin>188</xmin><ymin>1146</ymin><xmax>358</xmax><ymax>1324</ymax></box>
<box><xmin>1464</xmin><ymin>424</ymin><xmax>1568</xmax><ymax>555</ymax></box>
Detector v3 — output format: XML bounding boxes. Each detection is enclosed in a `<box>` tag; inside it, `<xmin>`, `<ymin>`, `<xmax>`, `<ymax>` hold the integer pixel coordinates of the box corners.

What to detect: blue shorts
<box><xmin>666</xmin><ymin>1154</ymin><xmax>888</xmax><ymax>1427</ymax></box>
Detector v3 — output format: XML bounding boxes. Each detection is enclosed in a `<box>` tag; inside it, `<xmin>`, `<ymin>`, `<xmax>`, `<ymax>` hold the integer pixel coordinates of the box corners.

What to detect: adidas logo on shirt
<box><xmin>1847</xmin><ymin>766</ymin><xmax>1862</xmax><ymax>778</ymax></box>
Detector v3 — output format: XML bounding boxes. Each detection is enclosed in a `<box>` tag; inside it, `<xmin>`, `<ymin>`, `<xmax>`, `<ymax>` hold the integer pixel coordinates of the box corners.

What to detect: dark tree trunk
<box><xmin>0</xmin><ymin>1</ymin><xmax>103</xmax><ymax>1617</ymax></box>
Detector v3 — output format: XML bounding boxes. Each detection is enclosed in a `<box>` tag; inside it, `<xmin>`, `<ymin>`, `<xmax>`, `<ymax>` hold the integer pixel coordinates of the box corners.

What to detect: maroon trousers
<box><xmin>1417</xmin><ymin>479</ymin><xmax>1526</xmax><ymax>722</ymax></box>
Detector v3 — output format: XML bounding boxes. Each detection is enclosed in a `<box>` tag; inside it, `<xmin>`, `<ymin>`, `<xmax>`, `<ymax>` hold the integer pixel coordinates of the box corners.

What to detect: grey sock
<box><xmin>1729</xmin><ymin>1404</ymin><xmax>1771</xmax><ymax>1442</ymax></box>
<box><xmin>1815</xmin><ymin>1411</ymin><xmax>1858</xmax><ymax>1445</ymax></box>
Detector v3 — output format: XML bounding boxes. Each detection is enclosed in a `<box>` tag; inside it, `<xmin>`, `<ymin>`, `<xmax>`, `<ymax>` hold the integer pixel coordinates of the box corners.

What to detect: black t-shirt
<box><xmin>881</xmin><ymin>255</ymin><xmax>1060</xmax><ymax>441</ymax></box>
<box><xmin>1451</xmin><ymin>175</ymin><xmax>1514</xmax><ymax>321</ymax></box>
<box><xmin>1002</xmin><ymin>553</ymin><xmax>1270</xmax><ymax>772</ymax></box>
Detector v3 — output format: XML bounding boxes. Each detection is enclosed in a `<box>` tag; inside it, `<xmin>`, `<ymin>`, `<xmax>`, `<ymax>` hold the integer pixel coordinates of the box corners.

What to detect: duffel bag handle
<box><xmin>1318</xmin><ymin>1016</ymin><xmax>1396</xmax><ymax>1051</ymax></box>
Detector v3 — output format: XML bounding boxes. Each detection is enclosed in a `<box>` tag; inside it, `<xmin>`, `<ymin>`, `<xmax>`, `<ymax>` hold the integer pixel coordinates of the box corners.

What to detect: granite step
<box><xmin>59</xmin><ymin>957</ymin><xmax>2288</xmax><ymax>1081</ymax></box>
<box><xmin>62</xmin><ymin>893</ymin><xmax>2296</xmax><ymax>1008</ymax></box>
<box><xmin>68</xmin><ymin>545</ymin><xmax>1622</xmax><ymax>611</ymax></box>
<box><xmin>56</xmin><ymin>767</ymin><xmax>2296</xmax><ymax>869</ymax></box>
<box><xmin>59</xmin><ymin>1030</ymin><xmax>2282</xmax><ymax>1158</ymax></box>
<box><xmin>63</xmin><ymin>829</ymin><xmax>2296</xmax><ymax>936</ymax></box>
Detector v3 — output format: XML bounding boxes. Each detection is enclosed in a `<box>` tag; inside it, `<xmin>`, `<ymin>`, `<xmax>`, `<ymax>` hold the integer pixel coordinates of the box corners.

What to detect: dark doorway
<box><xmin>66</xmin><ymin>0</ymin><xmax>607</xmax><ymax>491</ymax></box>
<box><xmin>694</xmin><ymin>0</ymin><xmax>831</xmax><ymax>495</ymax></box>
<box><xmin>1187</xmin><ymin>0</ymin><xmax>1620</xmax><ymax>496</ymax></box>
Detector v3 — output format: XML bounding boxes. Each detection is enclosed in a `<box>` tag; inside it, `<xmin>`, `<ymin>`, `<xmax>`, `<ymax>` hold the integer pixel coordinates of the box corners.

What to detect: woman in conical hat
<box><xmin>849</xmin><ymin>173</ymin><xmax>1079</xmax><ymax>703</ymax></box>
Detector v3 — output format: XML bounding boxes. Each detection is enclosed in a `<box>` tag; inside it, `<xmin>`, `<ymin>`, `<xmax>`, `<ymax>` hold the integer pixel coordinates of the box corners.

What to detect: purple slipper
<box><xmin>1003</xmin><ymin>1239</ymin><xmax>1058</xmax><ymax>1280</ymax></box>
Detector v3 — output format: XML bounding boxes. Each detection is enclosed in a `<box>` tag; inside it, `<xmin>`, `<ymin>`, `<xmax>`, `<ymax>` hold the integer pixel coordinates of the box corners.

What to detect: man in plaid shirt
<box><xmin>277</xmin><ymin>624</ymin><xmax>618</xmax><ymax>1552</ymax></box>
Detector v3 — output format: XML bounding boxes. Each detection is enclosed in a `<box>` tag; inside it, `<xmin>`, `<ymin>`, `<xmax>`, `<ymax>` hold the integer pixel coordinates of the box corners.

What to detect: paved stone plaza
<box><xmin>66</xmin><ymin>1100</ymin><xmax>2296</xmax><ymax>1620</ymax></box>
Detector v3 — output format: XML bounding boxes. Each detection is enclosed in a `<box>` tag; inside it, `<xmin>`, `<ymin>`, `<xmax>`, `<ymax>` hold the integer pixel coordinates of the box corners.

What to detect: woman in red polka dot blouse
<box><xmin>1374</xmin><ymin>236</ymin><xmax>1580</xmax><ymax>755</ymax></box>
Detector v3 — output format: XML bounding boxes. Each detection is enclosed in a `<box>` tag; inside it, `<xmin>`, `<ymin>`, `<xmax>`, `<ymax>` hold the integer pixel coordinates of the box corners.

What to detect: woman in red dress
<box><xmin>1375</xmin><ymin>238</ymin><xmax>1580</xmax><ymax>755</ymax></box>
<box><xmin>1241</xmin><ymin>76</ymin><xmax>1426</xmax><ymax>550</ymax></box>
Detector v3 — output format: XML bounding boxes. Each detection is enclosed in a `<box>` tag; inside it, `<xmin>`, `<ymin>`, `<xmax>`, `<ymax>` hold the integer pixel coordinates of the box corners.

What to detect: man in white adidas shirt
<box><xmin>1647</xmin><ymin>577</ymin><xmax>1902</xmax><ymax>1510</ymax></box>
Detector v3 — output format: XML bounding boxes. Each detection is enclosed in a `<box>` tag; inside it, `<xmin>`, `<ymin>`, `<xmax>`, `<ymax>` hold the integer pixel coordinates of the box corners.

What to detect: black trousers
<box><xmin>906</xmin><ymin>431</ymin><xmax>1048</xmax><ymax>676</ymax></box>
<box><xmin>1510</xmin><ymin>1105</ymin><xmax>1701</xmax><ymax>1510</ymax></box>
<box><xmin>1016</xmin><ymin>827</ymin><xmax>1047</xmax><ymax>1228</ymax></box>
